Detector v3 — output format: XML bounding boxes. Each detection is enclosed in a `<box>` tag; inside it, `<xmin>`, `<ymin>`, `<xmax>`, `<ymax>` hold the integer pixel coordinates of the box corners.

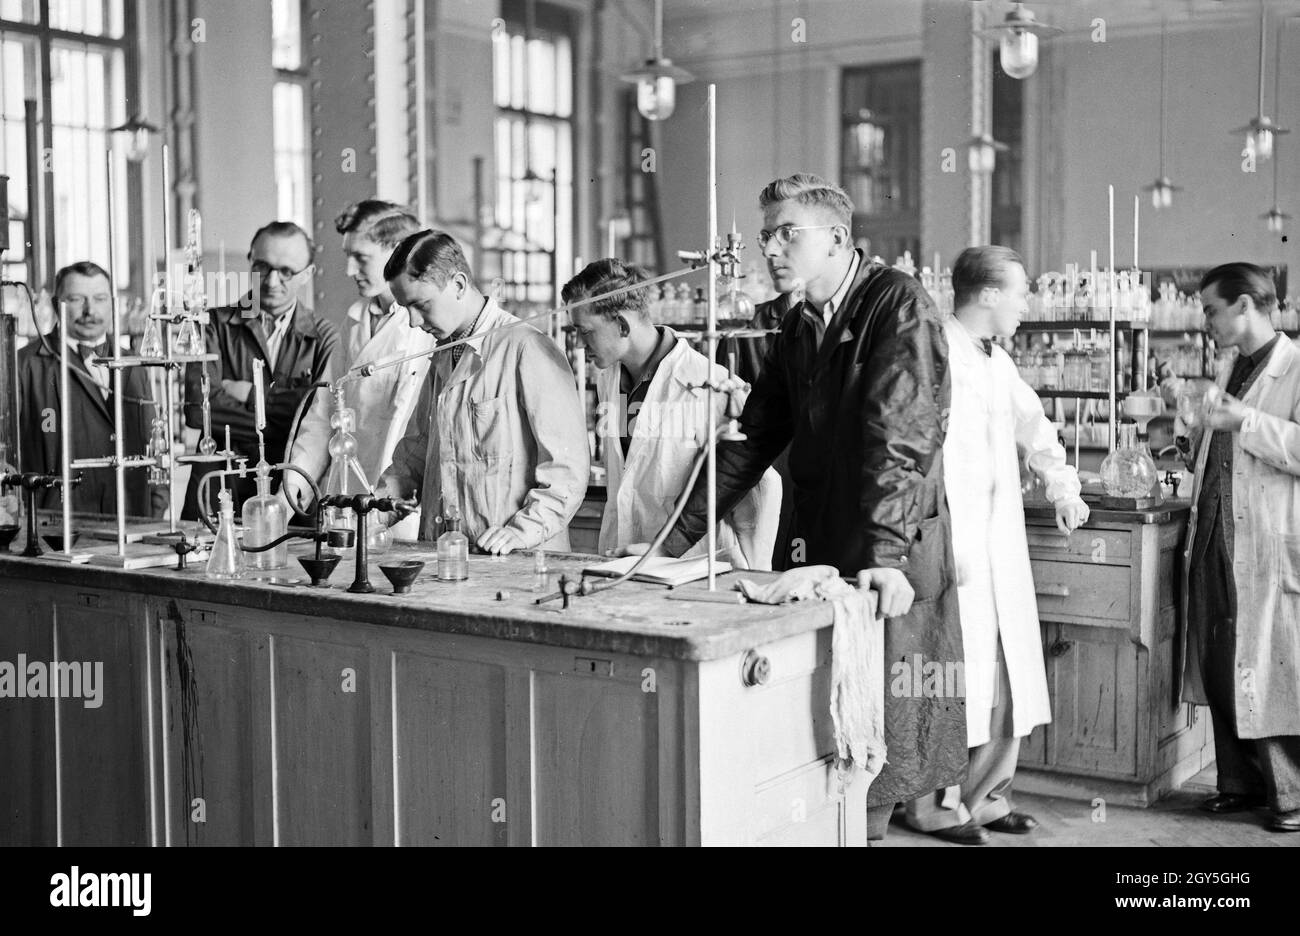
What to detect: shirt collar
<box><xmin>619</xmin><ymin>326</ymin><xmax>677</xmax><ymax>394</ymax></box>
<box><xmin>797</xmin><ymin>251</ymin><xmax>861</xmax><ymax>327</ymax></box>
<box><xmin>1242</xmin><ymin>334</ymin><xmax>1280</xmax><ymax>369</ymax></box>
<box><xmin>952</xmin><ymin>316</ymin><xmax>993</xmax><ymax>356</ymax></box>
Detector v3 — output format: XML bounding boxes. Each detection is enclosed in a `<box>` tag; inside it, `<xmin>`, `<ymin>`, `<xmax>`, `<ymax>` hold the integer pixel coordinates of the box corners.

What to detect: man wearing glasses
<box><xmin>657</xmin><ymin>173</ymin><xmax>965</xmax><ymax>842</ymax></box>
<box><xmin>181</xmin><ymin>221</ymin><xmax>340</xmax><ymax>518</ymax></box>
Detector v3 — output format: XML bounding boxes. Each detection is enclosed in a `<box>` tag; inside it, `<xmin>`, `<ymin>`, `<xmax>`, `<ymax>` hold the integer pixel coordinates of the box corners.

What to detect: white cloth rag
<box><xmin>735</xmin><ymin>566</ymin><xmax>887</xmax><ymax>794</ymax></box>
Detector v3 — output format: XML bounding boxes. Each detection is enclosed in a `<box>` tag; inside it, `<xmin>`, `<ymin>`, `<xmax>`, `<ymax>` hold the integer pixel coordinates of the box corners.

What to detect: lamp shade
<box><xmin>111</xmin><ymin>115</ymin><xmax>159</xmax><ymax>163</ymax></box>
<box><xmin>1000</xmin><ymin>29</ymin><xmax>1039</xmax><ymax>79</ymax></box>
<box><xmin>621</xmin><ymin>58</ymin><xmax>694</xmax><ymax>122</ymax></box>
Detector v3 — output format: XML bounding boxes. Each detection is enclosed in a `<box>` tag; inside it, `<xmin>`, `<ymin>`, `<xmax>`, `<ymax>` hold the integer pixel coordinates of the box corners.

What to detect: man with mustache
<box><xmin>17</xmin><ymin>261</ymin><xmax>164</xmax><ymax>516</ymax></box>
<box><xmin>181</xmin><ymin>221</ymin><xmax>340</xmax><ymax>518</ymax></box>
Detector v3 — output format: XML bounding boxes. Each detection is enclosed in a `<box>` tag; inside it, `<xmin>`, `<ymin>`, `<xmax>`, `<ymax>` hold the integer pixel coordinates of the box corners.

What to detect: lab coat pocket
<box><xmin>905</xmin><ymin>514</ymin><xmax>949</xmax><ymax>602</ymax></box>
<box><xmin>1275</xmin><ymin>534</ymin><xmax>1300</xmax><ymax>594</ymax></box>
<box><xmin>471</xmin><ymin>396</ymin><xmax>508</xmax><ymax>460</ymax></box>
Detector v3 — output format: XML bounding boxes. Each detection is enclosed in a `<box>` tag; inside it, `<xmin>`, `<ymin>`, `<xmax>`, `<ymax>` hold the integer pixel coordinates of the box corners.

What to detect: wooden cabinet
<box><xmin>1016</xmin><ymin>506</ymin><xmax>1213</xmax><ymax>806</ymax></box>
<box><xmin>0</xmin><ymin>551</ymin><xmax>867</xmax><ymax>846</ymax></box>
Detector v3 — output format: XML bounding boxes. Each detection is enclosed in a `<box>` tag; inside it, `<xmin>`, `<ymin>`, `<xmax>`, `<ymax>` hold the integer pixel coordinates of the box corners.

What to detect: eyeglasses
<box><xmin>756</xmin><ymin>224</ymin><xmax>839</xmax><ymax>248</ymax></box>
<box><xmin>250</xmin><ymin>261</ymin><xmax>313</xmax><ymax>281</ymax></box>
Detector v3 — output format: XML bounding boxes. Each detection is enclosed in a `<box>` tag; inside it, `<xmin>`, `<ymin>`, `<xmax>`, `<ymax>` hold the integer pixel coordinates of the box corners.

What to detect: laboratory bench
<box><xmin>573</xmin><ymin>486</ymin><xmax>1210</xmax><ymax>808</ymax></box>
<box><xmin>1017</xmin><ymin>497</ymin><xmax>1211</xmax><ymax>806</ymax></box>
<box><xmin>0</xmin><ymin>529</ymin><xmax>869</xmax><ymax>847</ymax></box>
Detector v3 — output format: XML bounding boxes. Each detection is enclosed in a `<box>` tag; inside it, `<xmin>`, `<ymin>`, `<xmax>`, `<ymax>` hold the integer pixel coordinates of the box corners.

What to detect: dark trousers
<box><xmin>1191</xmin><ymin>515</ymin><xmax>1300</xmax><ymax>813</ymax></box>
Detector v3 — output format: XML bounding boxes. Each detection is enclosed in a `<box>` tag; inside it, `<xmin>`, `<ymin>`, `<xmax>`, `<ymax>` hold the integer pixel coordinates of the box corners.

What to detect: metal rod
<box><xmin>1258</xmin><ymin>0</ymin><xmax>1267</xmax><ymax>117</ymax></box>
<box><xmin>164</xmin><ymin>362</ymin><xmax>177</xmax><ymax>533</ymax></box>
<box><xmin>1108</xmin><ymin>184</ymin><xmax>1117</xmax><ymax>452</ymax></box>
<box><xmin>340</xmin><ymin>265</ymin><xmax>701</xmax><ymax>385</ymax></box>
<box><xmin>162</xmin><ymin>142</ymin><xmax>174</xmax><ymax>324</ymax></box>
<box><xmin>23</xmin><ymin>100</ymin><xmax>41</xmax><ymax>289</ymax></box>
<box><xmin>59</xmin><ymin>300</ymin><xmax>71</xmax><ymax>555</ymax></box>
<box><xmin>106</xmin><ymin>151</ymin><xmax>126</xmax><ymax>555</ymax></box>
<box><xmin>706</xmin><ymin>84</ymin><xmax>718</xmax><ymax>590</ymax></box>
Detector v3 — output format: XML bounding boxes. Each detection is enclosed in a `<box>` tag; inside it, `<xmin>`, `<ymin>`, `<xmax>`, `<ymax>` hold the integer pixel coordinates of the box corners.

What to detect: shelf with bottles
<box><xmin>1020</xmin><ymin>266</ymin><xmax>1151</xmax><ymax>325</ymax></box>
<box><xmin>1018</xmin><ymin>320</ymin><xmax>1146</xmax><ymax>333</ymax></box>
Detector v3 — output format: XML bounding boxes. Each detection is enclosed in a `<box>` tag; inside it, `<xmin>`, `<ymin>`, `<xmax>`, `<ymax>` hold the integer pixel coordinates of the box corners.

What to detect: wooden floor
<box><xmin>874</xmin><ymin>765</ymin><xmax>1300</xmax><ymax>847</ymax></box>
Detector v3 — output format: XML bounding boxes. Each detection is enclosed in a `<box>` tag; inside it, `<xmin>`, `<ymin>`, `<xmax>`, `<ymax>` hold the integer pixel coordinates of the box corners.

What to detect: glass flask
<box><xmin>205</xmin><ymin>488</ymin><xmax>246</xmax><ymax>579</ymax></box>
<box><xmin>173</xmin><ymin>317</ymin><xmax>204</xmax><ymax>357</ymax></box>
<box><xmin>717</xmin><ymin>275</ymin><xmax>756</xmax><ymax>324</ymax></box>
<box><xmin>437</xmin><ymin>500</ymin><xmax>469</xmax><ymax>581</ymax></box>
<box><xmin>139</xmin><ymin>316</ymin><xmax>165</xmax><ymax>359</ymax></box>
<box><xmin>1100</xmin><ymin>423</ymin><xmax>1160</xmax><ymax>500</ymax></box>
<box><xmin>321</xmin><ymin>391</ymin><xmax>391</xmax><ymax>559</ymax></box>
<box><xmin>241</xmin><ymin>464</ymin><xmax>289</xmax><ymax>570</ymax></box>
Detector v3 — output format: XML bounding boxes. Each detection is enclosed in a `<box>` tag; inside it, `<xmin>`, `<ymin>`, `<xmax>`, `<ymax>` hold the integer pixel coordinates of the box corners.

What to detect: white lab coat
<box><xmin>943</xmin><ymin>317</ymin><xmax>1078</xmax><ymax>747</ymax></box>
<box><xmin>1178</xmin><ymin>335</ymin><xmax>1300</xmax><ymax>738</ymax></box>
<box><xmin>597</xmin><ymin>333</ymin><xmax>780</xmax><ymax>570</ymax></box>
<box><xmin>288</xmin><ymin>298</ymin><xmax>436</xmax><ymax>507</ymax></box>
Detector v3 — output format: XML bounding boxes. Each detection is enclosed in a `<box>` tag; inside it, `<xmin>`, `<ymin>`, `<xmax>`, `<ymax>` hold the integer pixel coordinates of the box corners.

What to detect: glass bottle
<box><xmin>242</xmin><ymin>464</ymin><xmax>289</xmax><ymax>570</ymax></box>
<box><xmin>320</xmin><ymin>392</ymin><xmax>390</xmax><ymax>558</ymax></box>
<box><xmin>693</xmin><ymin>287</ymin><xmax>707</xmax><ymax>325</ymax></box>
<box><xmin>437</xmin><ymin>500</ymin><xmax>469</xmax><ymax>581</ymax></box>
<box><xmin>1089</xmin><ymin>336</ymin><xmax>1110</xmax><ymax>392</ymax></box>
<box><xmin>1100</xmin><ymin>423</ymin><xmax>1160</xmax><ymax>500</ymax></box>
<box><xmin>532</xmin><ymin>547</ymin><xmax>550</xmax><ymax>592</ymax></box>
<box><xmin>206</xmin><ymin>488</ymin><xmax>246</xmax><ymax>579</ymax></box>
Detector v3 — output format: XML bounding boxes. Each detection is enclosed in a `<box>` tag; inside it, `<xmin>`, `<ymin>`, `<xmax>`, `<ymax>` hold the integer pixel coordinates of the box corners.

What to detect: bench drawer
<box><xmin>1026</xmin><ymin>526</ymin><xmax>1131</xmax><ymax>564</ymax></box>
<box><xmin>1030</xmin><ymin>559</ymin><xmax>1132</xmax><ymax>624</ymax></box>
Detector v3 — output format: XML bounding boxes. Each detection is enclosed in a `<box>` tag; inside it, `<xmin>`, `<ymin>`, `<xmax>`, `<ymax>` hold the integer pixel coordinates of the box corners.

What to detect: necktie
<box><xmin>264</xmin><ymin>314</ymin><xmax>287</xmax><ymax>369</ymax></box>
<box><xmin>979</xmin><ymin>338</ymin><xmax>994</xmax><ymax>357</ymax></box>
<box><xmin>80</xmin><ymin>343</ymin><xmax>110</xmax><ymax>398</ymax></box>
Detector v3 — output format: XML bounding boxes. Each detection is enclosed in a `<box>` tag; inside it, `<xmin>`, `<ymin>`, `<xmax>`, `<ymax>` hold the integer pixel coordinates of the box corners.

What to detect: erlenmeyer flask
<box><xmin>174</xmin><ymin>317</ymin><xmax>204</xmax><ymax>357</ymax></box>
<box><xmin>140</xmin><ymin>316</ymin><xmax>165</xmax><ymax>358</ymax></box>
<box><xmin>205</xmin><ymin>488</ymin><xmax>245</xmax><ymax>579</ymax></box>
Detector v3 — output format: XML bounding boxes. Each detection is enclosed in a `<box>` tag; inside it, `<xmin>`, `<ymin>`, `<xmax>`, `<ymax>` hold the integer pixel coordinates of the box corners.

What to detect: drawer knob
<box><xmin>1049</xmin><ymin>638</ymin><xmax>1073</xmax><ymax>658</ymax></box>
<box><xmin>741</xmin><ymin>649</ymin><xmax>771</xmax><ymax>687</ymax></box>
<box><xmin>1036</xmin><ymin>583</ymin><xmax>1071</xmax><ymax>598</ymax></box>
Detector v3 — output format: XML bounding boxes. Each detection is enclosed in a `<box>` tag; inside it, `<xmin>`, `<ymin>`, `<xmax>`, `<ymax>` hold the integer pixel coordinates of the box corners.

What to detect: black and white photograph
<box><xmin>1</xmin><ymin>0</ymin><xmax>1298</xmax><ymax>885</ymax></box>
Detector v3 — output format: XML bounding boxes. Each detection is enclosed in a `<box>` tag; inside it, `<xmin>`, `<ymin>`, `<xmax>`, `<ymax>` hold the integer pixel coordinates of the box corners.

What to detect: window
<box><xmin>0</xmin><ymin>0</ymin><xmax>131</xmax><ymax>289</ymax></box>
<box><xmin>488</xmin><ymin>0</ymin><xmax>574</xmax><ymax>307</ymax></box>
<box><xmin>991</xmin><ymin>53</ymin><xmax>1024</xmax><ymax>253</ymax></box>
<box><xmin>841</xmin><ymin>62</ymin><xmax>921</xmax><ymax>263</ymax></box>
<box><xmin>272</xmin><ymin>0</ymin><xmax>309</xmax><ymax>228</ymax></box>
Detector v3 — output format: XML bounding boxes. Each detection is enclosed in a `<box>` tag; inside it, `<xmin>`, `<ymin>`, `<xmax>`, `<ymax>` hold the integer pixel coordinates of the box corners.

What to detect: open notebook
<box><xmin>582</xmin><ymin>554</ymin><xmax>732</xmax><ymax>587</ymax></box>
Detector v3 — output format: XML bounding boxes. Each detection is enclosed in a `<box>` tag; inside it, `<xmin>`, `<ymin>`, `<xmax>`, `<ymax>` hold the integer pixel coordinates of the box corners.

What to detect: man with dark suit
<box><xmin>17</xmin><ymin>261</ymin><xmax>163</xmax><ymax>517</ymax></box>
<box><xmin>181</xmin><ymin>221</ymin><xmax>340</xmax><ymax>519</ymax></box>
<box><xmin>660</xmin><ymin>173</ymin><xmax>967</xmax><ymax>842</ymax></box>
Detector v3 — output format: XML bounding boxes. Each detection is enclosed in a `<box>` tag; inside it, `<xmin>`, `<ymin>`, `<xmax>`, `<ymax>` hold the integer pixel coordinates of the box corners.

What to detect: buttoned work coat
<box><xmin>1178</xmin><ymin>335</ymin><xmax>1300</xmax><ymax>738</ymax></box>
<box><xmin>16</xmin><ymin>331</ymin><xmax>161</xmax><ymax>517</ymax></box>
<box><xmin>665</xmin><ymin>253</ymin><xmax>967</xmax><ymax>806</ymax></box>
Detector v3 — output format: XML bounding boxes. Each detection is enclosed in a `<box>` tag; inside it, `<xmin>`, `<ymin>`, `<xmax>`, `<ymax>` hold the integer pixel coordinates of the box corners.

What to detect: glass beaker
<box><xmin>1175</xmin><ymin>379</ymin><xmax>1219</xmax><ymax>431</ymax></box>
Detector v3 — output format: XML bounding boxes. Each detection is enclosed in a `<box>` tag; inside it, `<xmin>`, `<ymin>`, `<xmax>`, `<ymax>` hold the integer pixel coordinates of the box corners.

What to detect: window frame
<box><xmin>0</xmin><ymin>0</ymin><xmax>138</xmax><ymax>292</ymax></box>
<box><xmin>272</xmin><ymin>0</ymin><xmax>310</xmax><ymax>230</ymax></box>
<box><xmin>488</xmin><ymin>0</ymin><xmax>576</xmax><ymax>308</ymax></box>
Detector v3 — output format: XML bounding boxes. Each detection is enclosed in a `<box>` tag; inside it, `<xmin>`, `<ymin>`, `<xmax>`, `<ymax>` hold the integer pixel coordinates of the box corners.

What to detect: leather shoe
<box><xmin>931</xmin><ymin>821</ymin><xmax>990</xmax><ymax>846</ymax></box>
<box><xmin>984</xmin><ymin>811</ymin><xmax>1039</xmax><ymax>834</ymax></box>
<box><xmin>1200</xmin><ymin>792</ymin><xmax>1265</xmax><ymax>814</ymax></box>
<box><xmin>1271</xmin><ymin>809</ymin><xmax>1300</xmax><ymax>832</ymax></box>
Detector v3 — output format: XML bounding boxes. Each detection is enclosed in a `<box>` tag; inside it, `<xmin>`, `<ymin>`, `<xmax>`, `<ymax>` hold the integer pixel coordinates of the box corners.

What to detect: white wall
<box><xmin>1056</xmin><ymin>22</ymin><xmax>1300</xmax><ymax>279</ymax></box>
